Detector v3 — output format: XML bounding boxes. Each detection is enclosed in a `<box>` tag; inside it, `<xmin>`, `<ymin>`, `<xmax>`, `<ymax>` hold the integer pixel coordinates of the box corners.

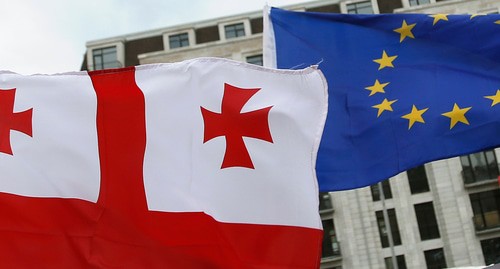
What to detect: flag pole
<box><xmin>378</xmin><ymin>181</ymin><xmax>399</xmax><ymax>269</ymax></box>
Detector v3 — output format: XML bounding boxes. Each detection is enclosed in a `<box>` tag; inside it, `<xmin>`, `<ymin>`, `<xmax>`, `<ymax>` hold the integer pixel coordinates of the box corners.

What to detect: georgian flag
<box><xmin>0</xmin><ymin>58</ymin><xmax>328</xmax><ymax>268</ymax></box>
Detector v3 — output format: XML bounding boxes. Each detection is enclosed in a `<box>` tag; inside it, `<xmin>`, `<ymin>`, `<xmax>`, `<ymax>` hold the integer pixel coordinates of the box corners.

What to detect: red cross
<box><xmin>0</xmin><ymin>89</ymin><xmax>33</xmax><ymax>155</ymax></box>
<box><xmin>201</xmin><ymin>83</ymin><xmax>273</xmax><ymax>169</ymax></box>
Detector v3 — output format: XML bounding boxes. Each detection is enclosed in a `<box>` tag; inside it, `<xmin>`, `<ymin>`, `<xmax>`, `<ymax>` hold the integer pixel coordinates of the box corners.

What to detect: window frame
<box><xmin>460</xmin><ymin>150</ymin><xmax>500</xmax><ymax>184</ymax></box>
<box><xmin>224</xmin><ymin>23</ymin><xmax>245</xmax><ymax>39</ymax></box>
<box><xmin>341</xmin><ymin>0</ymin><xmax>379</xmax><ymax>14</ymax></box>
<box><xmin>86</xmin><ymin>40</ymin><xmax>125</xmax><ymax>71</ymax></box>
<box><xmin>401</xmin><ymin>0</ymin><xmax>436</xmax><ymax>8</ymax></box>
<box><xmin>407</xmin><ymin>165</ymin><xmax>430</xmax><ymax>194</ymax></box>
<box><xmin>92</xmin><ymin>46</ymin><xmax>119</xmax><ymax>70</ymax></box>
<box><xmin>409</xmin><ymin>0</ymin><xmax>430</xmax><ymax>6</ymax></box>
<box><xmin>480</xmin><ymin>237</ymin><xmax>500</xmax><ymax>265</ymax></box>
<box><xmin>321</xmin><ymin>218</ymin><xmax>341</xmax><ymax>258</ymax></box>
<box><xmin>424</xmin><ymin>248</ymin><xmax>447</xmax><ymax>269</ymax></box>
<box><xmin>371</xmin><ymin>180</ymin><xmax>392</xmax><ymax>201</ymax></box>
<box><xmin>319</xmin><ymin>192</ymin><xmax>333</xmax><ymax>211</ymax></box>
<box><xmin>384</xmin><ymin>255</ymin><xmax>407</xmax><ymax>269</ymax></box>
<box><xmin>218</xmin><ymin>19</ymin><xmax>251</xmax><ymax>41</ymax></box>
<box><xmin>470</xmin><ymin>189</ymin><xmax>500</xmax><ymax>231</ymax></box>
<box><xmin>414</xmin><ymin>202</ymin><xmax>441</xmax><ymax>240</ymax></box>
<box><xmin>163</xmin><ymin>29</ymin><xmax>195</xmax><ymax>51</ymax></box>
<box><xmin>246</xmin><ymin>54</ymin><xmax>263</xmax><ymax>66</ymax></box>
<box><xmin>168</xmin><ymin>32</ymin><xmax>190</xmax><ymax>49</ymax></box>
<box><xmin>375</xmin><ymin>209</ymin><xmax>402</xmax><ymax>248</ymax></box>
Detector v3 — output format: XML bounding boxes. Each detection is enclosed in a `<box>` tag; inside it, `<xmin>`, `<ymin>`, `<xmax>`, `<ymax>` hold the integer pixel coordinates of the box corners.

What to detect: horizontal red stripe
<box><xmin>0</xmin><ymin>193</ymin><xmax>322</xmax><ymax>268</ymax></box>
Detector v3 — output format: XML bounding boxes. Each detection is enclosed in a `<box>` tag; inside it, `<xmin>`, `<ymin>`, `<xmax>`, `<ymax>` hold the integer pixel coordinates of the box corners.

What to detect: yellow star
<box><xmin>401</xmin><ymin>105</ymin><xmax>428</xmax><ymax>129</ymax></box>
<box><xmin>365</xmin><ymin>80</ymin><xmax>390</xmax><ymax>96</ymax></box>
<box><xmin>372</xmin><ymin>98</ymin><xmax>397</xmax><ymax>117</ymax></box>
<box><xmin>441</xmin><ymin>103</ymin><xmax>472</xmax><ymax>129</ymax></box>
<box><xmin>495</xmin><ymin>20</ymin><xmax>500</xmax><ymax>25</ymax></box>
<box><xmin>429</xmin><ymin>14</ymin><xmax>449</xmax><ymax>25</ymax></box>
<box><xmin>470</xmin><ymin>14</ymin><xmax>485</xmax><ymax>19</ymax></box>
<box><xmin>485</xmin><ymin>89</ymin><xmax>500</xmax><ymax>106</ymax></box>
<box><xmin>373</xmin><ymin>50</ymin><xmax>398</xmax><ymax>70</ymax></box>
<box><xmin>394</xmin><ymin>20</ymin><xmax>416</xmax><ymax>42</ymax></box>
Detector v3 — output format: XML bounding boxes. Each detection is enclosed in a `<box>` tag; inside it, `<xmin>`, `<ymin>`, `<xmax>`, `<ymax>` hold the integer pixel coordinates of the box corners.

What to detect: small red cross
<box><xmin>201</xmin><ymin>83</ymin><xmax>273</xmax><ymax>169</ymax></box>
<box><xmin>0</xmin><ymin>89</ymin><xmax>33</xmax><ymax>155</ymax></box>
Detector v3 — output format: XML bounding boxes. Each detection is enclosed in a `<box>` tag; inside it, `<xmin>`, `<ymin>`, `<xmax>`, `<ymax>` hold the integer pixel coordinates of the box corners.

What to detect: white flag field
<box><xmin>0</xmin><ymin>58</ymin><xmax>328</xmax><ymax>268</ymax></box>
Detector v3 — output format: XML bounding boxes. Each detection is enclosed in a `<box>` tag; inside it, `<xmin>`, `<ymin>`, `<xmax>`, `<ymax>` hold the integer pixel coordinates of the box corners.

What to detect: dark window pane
<box><xmin>371</xmin><ymin>180</ymin><xmax>392</xmax><ymax>201</ymax></box>
<box><xmin>347</xmin><ymin>1</ymin><xmax>374</xmax><ymax>14</ymax></box>
<box><xmin>486</xmin><ymin>150</ymin><xmax>500</xmax><ymax>177</ymax></box>
<box><xmin>246</xmin><ymin>54</ymin><xmax>263</xmax><ymax>66</ymax></box>
<box><xmin>169</xmin><ymin>33</ymin><xmax>189</xmax><ymax>49</ymax></box>
<box><xmin>376</xmin><ymin>209</ymin><xmax>401</xmax><ymax>248</ymax></box>
<box><xmin>92</xmin><ymin>46</ymin><xmax>118</xmax><ymax>70</ymax></box>
<box><xmin>93</xmin><ymin>56</ymin><xmax>102</xmax><ymax>67</ymax></box>
<box><xmin>322</xmin><ymin>219</ymin><xmax>340</xmax><ymax>258</ymax></box>
<box><xmin>385</xmin><ymin>255</ymin><xmax>407</xmax><ymax>269</ymax></box>
<box><xmin>415</xmin><ymin>202</ymin><xmax>440</xmax><ymax>240</ymax></box>
<box><xmin>424</xmin><ymin>248</ymin><xmax>447</xmax><ymax>269</ymax></box>
<box><xmin>225</xmin><ymin>23</ymin><xmax>245</xmax><ymax>39</ymax></box>
<box><xmin>470</xmin><ymin>190</ymin><xmax>500</xmax><ymax>231</ymax></box>
<box><xmin>409</xmin><ymin>0</ymin><xmax>430</xmax><ymax>6</ymax></box>
<box><xmin>461</xmin><ymin>150</ymin><xmax>499</xmax><ymax>184</ymax></box>
<box><xmin>319</xmin><ymin>192</ymin><xmax>333</xmax><ymax>211</ymax></box>
<box><xmin>461</xmin><ymin>155</ymin><xmax>473</xmax><ymax>183</ymax></box>
<box><xmin>407</xmin><ymin>165</ymin><xmax>430</xmax><ymax>194</ymax></box>
<box><xmin>481</xmin><ymin>237</ymin><xmax>500</xmax><ymax>265</ymax></box>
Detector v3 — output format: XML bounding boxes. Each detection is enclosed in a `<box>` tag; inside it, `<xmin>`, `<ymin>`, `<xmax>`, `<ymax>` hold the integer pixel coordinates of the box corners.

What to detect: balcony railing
<box><xmin>473</xmin><ymin>213</ymin><xmax>500</xmax><ymax>232</ymax></box>
<box><xmin>462</xmin><ymin>170</ymin><xmax>500</xmax><ymax>186</ymax></box>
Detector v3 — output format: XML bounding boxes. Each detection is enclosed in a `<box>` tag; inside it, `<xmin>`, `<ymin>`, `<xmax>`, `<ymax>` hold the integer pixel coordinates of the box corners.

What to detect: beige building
<box><xmin>82</xmin><ymin>0</ymin><xmax>500</xmax><ymax>268</ymax></box>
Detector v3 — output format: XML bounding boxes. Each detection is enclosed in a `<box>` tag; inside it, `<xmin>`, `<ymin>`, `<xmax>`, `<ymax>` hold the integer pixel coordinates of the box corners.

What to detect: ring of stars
<box><xmin>366</xmin><ymin>14</ymin><xmax>499</xmax><ymax>131</ymax></box>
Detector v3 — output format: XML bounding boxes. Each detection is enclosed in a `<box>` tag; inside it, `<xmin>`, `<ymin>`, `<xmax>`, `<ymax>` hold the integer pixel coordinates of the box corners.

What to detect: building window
<box><xmin>346</xmin><ymin>1</ymin><xmax>374</xmax><ymax>14</ymax></box>
<box><xmin>246</xmin><ymin>54</ymin><xmax>263</xmax><ymax>66</ymax></box>
<box><xmin>415</xmin><ymin>202</ymin><xmax>440</xmax><ymax>240</ymax></box>
<box><xmin>371</xmin><ymin>180</ymin><xmax>392</xmax><ymax>201</ymax></box>
<box><xmin>376</xmin><ymin>209</ymin><xmax>402</xmax><ymax>248</ymax></box>
<box><xmin>384</xmin><ymin>255</ymin><xmax>407</xmax><ymax>269</ymax></box>
<box><xmin>169</xmin><ymin>33</ymin><xmax>189</xmax><ymax>49</ymax></box>
<box><xmin>407</xmin><ymin>165</ymin><xmax>430</xmax><ymax>194</ymax></box>
<box><xmin>319</xmin><ymin>192</ymin><xmax>333</xmax><ymax>211</ymax></box>
<box><xmin>460</xmin><ymin>150</ymin><xmax>499</xmax><ymax>184</ymax></box>
<box><xmin>424</xmin><ymin>248</ymin><xmax>447</xmax><ymax>269</ymax></box>
<box><xmin>481</xmin><ymin>237</ymin><xmax>500</xmax><ymax>265</ymax></box>
<box><xmin>470</xmin><ymin>189</ymin><xmax>500</xmax><ymax>231</ymax></box>
<box><xmin>322</xmin><ymin>219</ymin><xmax>341</xmax><ymax>258</ymax></box>
<box><xmin>92</xmin><ymin>46</ymin><xmax>119</xmax><ymax>70</ymax></box>
<box><xmin>409</xmin><ymin>0</ymin><xmax>430</xmax><ymax>6</ymax></box>
<box><xmin>225</xmin><ymin>23</ymin><xmax>245</xmax><ymax>39</ymax></box>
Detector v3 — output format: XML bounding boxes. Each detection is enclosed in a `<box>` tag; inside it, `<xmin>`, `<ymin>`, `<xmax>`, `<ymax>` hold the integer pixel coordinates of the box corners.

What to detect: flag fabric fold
<box><xmin>0</xmin><ymin>58</ymin><xmax>327</xmax><ymax>268</ymax></box>
<box><xmin>265</xmin><ymin>8</ymin><xmax>500</xmax><ymax>191</ymax></box>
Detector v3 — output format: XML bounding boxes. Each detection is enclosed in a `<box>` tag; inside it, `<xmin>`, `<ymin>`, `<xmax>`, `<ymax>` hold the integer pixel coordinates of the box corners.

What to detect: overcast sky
<box><xmin>0</xmin><ymin>0</ymin><xmax>314</xmax><ymax>75</ymax></box>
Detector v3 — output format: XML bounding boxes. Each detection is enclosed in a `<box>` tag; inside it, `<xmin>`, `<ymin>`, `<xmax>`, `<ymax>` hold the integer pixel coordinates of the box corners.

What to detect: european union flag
<box><xmin>265</xmin><ymin>8</ymin><xmax>500</xmax><ymax>191</ymax></box>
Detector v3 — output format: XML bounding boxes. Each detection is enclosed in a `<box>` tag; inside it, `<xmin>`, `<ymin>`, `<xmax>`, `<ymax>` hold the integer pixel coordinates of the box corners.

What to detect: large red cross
<box><xmin>0</xmin><ymin>89</ymin><xmax>33</xmax><ymax>155</ymax></box>
<box><xmin>200</xmin><ymin>83</ymin><xmax>273</xmax><ymax>169</ymax></box>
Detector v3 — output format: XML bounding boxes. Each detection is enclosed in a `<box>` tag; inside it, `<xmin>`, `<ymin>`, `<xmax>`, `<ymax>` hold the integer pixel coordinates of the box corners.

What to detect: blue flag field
<box><xmin>265</xmin><ymin>8</ymin><xmax>500</xmax><ymax>191</ymax></box>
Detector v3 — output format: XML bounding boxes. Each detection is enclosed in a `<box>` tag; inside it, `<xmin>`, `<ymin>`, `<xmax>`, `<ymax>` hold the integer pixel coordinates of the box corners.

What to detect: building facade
<box><xmin>82</xmin><ymin>0</ymin><xmax>500</xmax><ymax>268</ymax></box>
